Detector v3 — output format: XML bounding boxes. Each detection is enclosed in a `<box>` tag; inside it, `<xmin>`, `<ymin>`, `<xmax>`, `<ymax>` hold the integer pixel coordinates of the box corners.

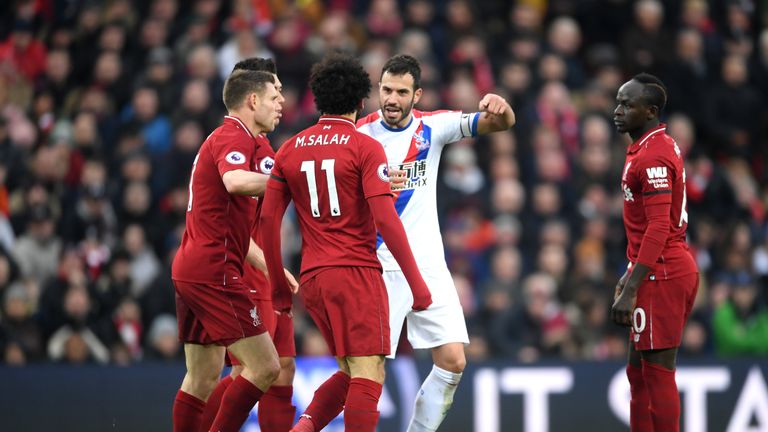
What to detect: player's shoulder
<box><xmin>642</xmin><ymin>131</ymin><xmax>681</xmax><ymax>163</ymax></box>
<box><xmin>356</xmin><ymin>111</ymin><xmax>381</xmax><ymax>129</ymax></box>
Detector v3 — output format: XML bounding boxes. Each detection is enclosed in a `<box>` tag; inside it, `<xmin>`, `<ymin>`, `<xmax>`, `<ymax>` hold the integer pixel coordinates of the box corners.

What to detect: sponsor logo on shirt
<box><xmin>226</xmin><ymin>151</ymin><xmax>246</xmax><ymax>164</ymax></box>
<box><xmin>391</xmin><ymin>160</ymin><xmax>428</xmax><ymax>190</ymax></box>
<box><xmin>645</xmin><ymin>166</ymin><xmax>669</xmax><ymax>189</ymax></box>
<box><xmin>260</xmin><ymin>157</ymin><xmax>275</xmax><ymax>174</ymax></box>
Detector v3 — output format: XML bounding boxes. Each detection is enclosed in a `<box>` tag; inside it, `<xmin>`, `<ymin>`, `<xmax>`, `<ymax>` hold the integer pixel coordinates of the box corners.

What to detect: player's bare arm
<box><xmin>247</xmin><ymin>238</ymin><xmax>268</xmax><ymax>273</ymax></box>
<box><xmin>222</xmin><ymin>170</ymin><xmax>268</xmax><ymax>196</ymax></box>
<box><xmin>476</xmin><ymin>93</ymin><xmax>516</xmax><ymax>135</ymax></box>
<box><xmin>612</xmin><ymin>263</ymin><xmax>651</xmax><ymax>326</ymax></box>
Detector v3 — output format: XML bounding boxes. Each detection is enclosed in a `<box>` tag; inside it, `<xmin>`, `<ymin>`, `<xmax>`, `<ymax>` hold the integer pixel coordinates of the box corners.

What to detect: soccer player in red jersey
<box><xmin>260</xmin><ymin>53</ymin><xmax>432</xmax><ymax>432</ymax></box>
<box><xmin>171</xmin><ymin>70</ymin><xmax>283</xmax><ymax>432</ymax></box>
<box><xmin>199</xmin><ymin>58</ymin><xmax>300</xmax><ymax>432</ymax></box>
<box><xmin>611</xmin><ymin>73</ymin><xmax>699</xmax><ymax>432</ymax></box>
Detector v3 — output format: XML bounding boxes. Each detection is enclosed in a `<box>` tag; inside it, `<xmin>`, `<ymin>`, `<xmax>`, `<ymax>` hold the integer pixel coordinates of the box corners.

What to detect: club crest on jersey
<box><xmin>377</xmin><ymin>163</ymin><xmax>389</xmax><ymax>182</ymax></box>
<box><xmin>250</xmin><ymin>307</ymin><xmax>261</xmax><ymax>327</ymax></box>
<box><xmin>226</xmin><ymin>151</ymin><xmax>246</xmax><ymax>164</ymax></box>
<box><xmin>260</xmin><ymin>157</ymin><xmax>275</xmax><ymax>174</ymax></box>
<box><xmin>413</xmin><ymin>130</ymin><xmax>430</xmax><ymax>151</ymax></box>
<box><xmin>623</xmin><ymin>183</ymin><xmax>634</xmax><ymax>202</ymax></box>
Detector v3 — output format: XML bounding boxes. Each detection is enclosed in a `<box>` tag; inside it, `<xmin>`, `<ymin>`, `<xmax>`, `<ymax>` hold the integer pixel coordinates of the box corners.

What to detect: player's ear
<box><xmin>413</xmin><ymin>87</ymin><xmax>423</xmax><ymax>105</ymax></box>
<box><xmin>357</xmin><ymin>99</ymin><xmax>365</xmax><ymax>113</ymax></box>
<box><xmin>647</xmin><ymin>104</ymin><xmax>659</xmax><ymax>120</ymax></box>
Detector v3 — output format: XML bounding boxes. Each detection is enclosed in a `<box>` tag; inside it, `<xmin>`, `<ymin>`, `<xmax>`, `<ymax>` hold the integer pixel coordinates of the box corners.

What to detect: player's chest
<box><xmin>621</xmin><ymin>156</ymin><xmax>642</xmax><ymax>204</ymax></box>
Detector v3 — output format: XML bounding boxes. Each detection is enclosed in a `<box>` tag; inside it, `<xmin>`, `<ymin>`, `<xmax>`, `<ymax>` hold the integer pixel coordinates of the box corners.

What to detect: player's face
<box><xmin>272</xmin><ymin>74</ymin><xmax>285</xmax><ymax>125</ymax></box>
<box><xmin>252</xmin><ymin>83</ymin><xmax>282</xmax><ymax>133</ymax></box>
<box><xmin>379</xmin><ymin>71</ymin><xmax>423</xmax><ymax>128</ymax></box>
<box><xmin>613</xmin><ymin>80</ymin><xmax>650</xmax><ymax>135</ymax></box>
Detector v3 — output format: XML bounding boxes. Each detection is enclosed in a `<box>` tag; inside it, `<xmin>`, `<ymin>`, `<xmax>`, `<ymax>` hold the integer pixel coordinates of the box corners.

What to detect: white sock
<box><xmin>407</xmin><ymin>365</ymin><xmax>463</xmax><ymax>432</ymax></box>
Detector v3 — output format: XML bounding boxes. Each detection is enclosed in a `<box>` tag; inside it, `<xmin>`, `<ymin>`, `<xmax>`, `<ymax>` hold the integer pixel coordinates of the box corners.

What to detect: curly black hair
<box><xmin>632</xmin><ymin>72</ymin><xmax>667</xmax><ymax>113</ymax></box>
<box><xmin>232</xmin><ymin>57</ymin><xmax>277</xmax><ymax>74</ymax></box>
<box><xmin>309</xmin><ymin>52</ymin><xmax>371</xmax><ymax>115</ymax></box>
<box><xmin>381</xmin><ymin>54</ymin><xmax>422</xmax><ymax>89</ymax></box>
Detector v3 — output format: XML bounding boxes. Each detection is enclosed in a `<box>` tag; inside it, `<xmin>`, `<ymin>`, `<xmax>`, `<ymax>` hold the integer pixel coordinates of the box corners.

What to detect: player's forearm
<box><xmin>247</xmin><ymin>238</ymin><xmax>268</xmax><ymax>274</ymax></box>
<box><xmin>368</xmin><ymin>195</ymin><xmax>429</xmax><ymax>293</ymax></box>
<box><xmin>624</xmin><ymin>263</ymin><xmax>651</xmax><ymax>295</ymax></box>
<box><xmin>222</xmin><ymin>170</ymin><xmax>268</xmax><ymax>196</ymax></box>
<box><xmin>260</xmin><ymin>182</ymin><xmax>291</xmax><ymax>295</ymax></box>
<box><xmin>476</xmin><ymin>94</ymin><xmax>516</xmax><ymax>134</ymax></box>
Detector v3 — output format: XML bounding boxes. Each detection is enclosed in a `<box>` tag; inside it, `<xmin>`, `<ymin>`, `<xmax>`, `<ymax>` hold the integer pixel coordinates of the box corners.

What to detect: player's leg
<box><xmin>209</xmin><ymin>332</ymin><xmax>280</xmax><ymax>432</ymax></box>
<box><xmin>258</xmin><ymin>355</ymin><xmax>297</xmax><ymax>432</ymax></box>
<box><xmin>405</xmin><ymin>268</ymin><xmax>469</xmax><ymax>432</ymax></box>
<box><xmin>383</xmin><ymin>270</ymin><xmax>413</xmax><ymax>359</ymax></box>
<box><xmin>641</xmin><ymin>347</ymin><xmax>680</xmax><ymax>432</ymax></box>
<box><xmin>626</xmin><ymin>342</ymin><xmax>652</xmax><ymax>432</ymax></box>
<box><xmin>198</xmin><ymin>358</ymin><xmax>236</xmax><ymax>432</ymax></box>
<box><xmin>174</xmin><ymin>343</ymin><xmax>226</xmax><ymax>432</ymax></box>
<box><xmin>292</xmin><ymin>357</ymin><xmax>351</xmax><ymax>432</ymax></box>
<box><xmin>345</xmin><ymin>355</ymin><xmax>386</xmax><ymax>432</ymax></box>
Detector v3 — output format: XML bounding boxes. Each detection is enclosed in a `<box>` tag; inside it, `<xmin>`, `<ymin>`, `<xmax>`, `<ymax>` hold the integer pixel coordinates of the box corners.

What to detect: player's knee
<box><xmin>438</xmin><ymin>354</ymin><xmax>466</xmax><ymax>374</ymax></box>
<box><xmin>263</xmin><ymin>357</ymin><xmax>281</xmax><ymax>384</ymax></box>
<box><xmin>280</xmin><ymin>357</ymin><xmax>296</xmax><ymax>378</ymax></box>
<box><xmin>188</xmin><ymin>369</ymin><xmax>222</xmax><ymax>395</ymax></box>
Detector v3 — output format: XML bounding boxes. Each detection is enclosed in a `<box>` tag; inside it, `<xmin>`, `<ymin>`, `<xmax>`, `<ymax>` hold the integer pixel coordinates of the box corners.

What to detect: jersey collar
<box><xmin>224</xmin><ymin>115</ymin><xmax>256</xmax><ymax>140</ymax></box>
<box><xmin>378</xmin><ymin>110</ymin><xmax>414</xmax><ymax>132</ymax></box>
<box><xmin>627</xmin><ymin>123</ymin><xmax>666</xmax><ymax>154</ymax></box>
<box><xmin>319</xmin><ymin>115</ymin><xmax>356</xmax><ymax>128</ymax></box>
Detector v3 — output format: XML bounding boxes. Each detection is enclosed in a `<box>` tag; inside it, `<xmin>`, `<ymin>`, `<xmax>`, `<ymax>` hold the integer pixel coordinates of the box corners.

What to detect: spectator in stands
<box><xmin>712</xmin><ymin>272</ymin><xmax>768</xmax><ymax>356</ymax></box>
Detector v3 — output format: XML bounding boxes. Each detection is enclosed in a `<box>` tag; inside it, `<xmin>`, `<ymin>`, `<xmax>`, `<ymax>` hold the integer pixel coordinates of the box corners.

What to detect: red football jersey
<box><xmin>172</xmin><ymin>116</ymin><xmax>260</xmax><ymax>285</ymax></box>
<box><xmin>270</xmin><ymin>115</ymin><xmax>392</xmax><ymax>278</ymax></box>
<box><xmin>243</xmin><ymin>134</ymin><xmax>276</xmax><ymax>300</ymax></box>
<box><xmin>621</xmin><ymin>124</ymin><xmax>697</xmax><ymax>280</ymax></box>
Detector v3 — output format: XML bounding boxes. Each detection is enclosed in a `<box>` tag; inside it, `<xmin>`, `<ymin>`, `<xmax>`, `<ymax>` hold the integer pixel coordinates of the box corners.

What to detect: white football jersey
<box><xmin>357</xmin><ymin>109</ymin><xmax>480</xmax><ymax>271</ymax></box>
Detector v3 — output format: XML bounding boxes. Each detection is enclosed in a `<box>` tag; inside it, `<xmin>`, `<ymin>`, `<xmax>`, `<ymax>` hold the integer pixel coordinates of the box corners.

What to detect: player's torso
<box><xmin>358</xmin><ymin>111</ymin><xmax>451</xmax><ymax>270</ymax></box>
<box><xmin>173</xmin><ymin>122</ymin><xmax>258</xmax><ymax>285</ymax></box>
<box><xmin>243</xmin><ymin>135</ymin><xmax>276</xmax><ymax>299</ymax></box>
<box><xmin>279</xmin><ymin>117</ymin><xmax>381</xmax><ymax>274</ymax></box>
<box><xmin>621</xmin><ymin>130</ymin><xmax>695</xmax><ymax>279</ymax></box>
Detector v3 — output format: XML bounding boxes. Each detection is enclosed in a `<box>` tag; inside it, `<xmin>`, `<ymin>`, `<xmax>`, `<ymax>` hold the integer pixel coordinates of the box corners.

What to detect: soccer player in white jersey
<box><xmin>356</xmin><ymin>54</ymin><xmax>516</xmax><ymax>431</ymax></box>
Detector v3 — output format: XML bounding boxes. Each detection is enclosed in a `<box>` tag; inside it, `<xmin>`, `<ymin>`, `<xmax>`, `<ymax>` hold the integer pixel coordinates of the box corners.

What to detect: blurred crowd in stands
<box><xmin>0</xmin><ymin>0</ymin><xmax>766</xmax><ymax>366</ymax></box>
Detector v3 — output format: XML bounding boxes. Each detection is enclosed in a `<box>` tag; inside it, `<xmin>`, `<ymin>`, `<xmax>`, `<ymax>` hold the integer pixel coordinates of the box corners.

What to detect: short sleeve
<box><xmin>430</xmin><ymin>111</ymin><xmax>480</xmax><ymax>146</ymax></box>
<box><xmin>270</xmin><ymin>146</ymin><xmax>286</xmax><ymax>182</ymax></box>
<box><xmin>358</xmin><ymin>135</ymin><xmax>393</xmax><ymax>199</ymax></box>
<box><xmin>211</xmin><ymin>133</ymin><xmax>255</xmax><ymax>177</ymax></box>
<box><xmin>636</xmin><ymin>153</ymin><xmax>675</xmax><ymax>206</ymax></box>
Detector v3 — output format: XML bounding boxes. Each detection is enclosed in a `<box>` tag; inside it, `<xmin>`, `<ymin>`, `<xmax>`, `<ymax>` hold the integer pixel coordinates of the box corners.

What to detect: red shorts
<box><xmin>631</xmin><ymin>273</ymin><xmax>699</xmax><ymax>350</ymax></box>
<box><xmin>174</xmin><ymin>280</ymin><xmax>267</xmax><ymax>346</ymax></box>
<box><xmin>302</xmin><ymin>266</ymin><xmax>390</xmax><ymax>357</ymax></box>
<box><xmin>227</xmin><ymin>298</ymin><xmax>296</xmax><ymax>366</ymax></box>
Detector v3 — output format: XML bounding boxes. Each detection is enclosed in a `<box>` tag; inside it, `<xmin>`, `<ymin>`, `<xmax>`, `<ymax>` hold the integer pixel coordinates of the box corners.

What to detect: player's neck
<box><xmin>323</xmin><ymin>112</ymin><xmax>358</xmax><ymax>123</ymax></box>
<box><xmin>227</xmin><ymin>111</ymin><xmax>264</xmax><ymax>137</ymax></box>
<box><xmin>629</xmin><ymin>119</ymin><xmax>661</xmax><ymax>142</ymax></box>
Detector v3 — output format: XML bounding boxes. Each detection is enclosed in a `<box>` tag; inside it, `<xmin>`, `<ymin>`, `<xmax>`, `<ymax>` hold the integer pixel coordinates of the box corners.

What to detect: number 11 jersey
<box><xmin>270</xmin><ymin>115</ymin><xmax>393</xmax><ymax>278</ymax></box>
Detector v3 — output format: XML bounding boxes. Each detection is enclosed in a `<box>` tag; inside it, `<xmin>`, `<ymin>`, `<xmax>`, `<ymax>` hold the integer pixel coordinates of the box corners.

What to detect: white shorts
<box><xmin>383</xmin><ymin>267</ymin><xmax>469</xmax><ymax>358</ymax></box>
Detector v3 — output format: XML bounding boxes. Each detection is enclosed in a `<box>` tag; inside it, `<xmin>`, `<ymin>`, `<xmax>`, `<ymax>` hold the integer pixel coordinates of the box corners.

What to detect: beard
<box><xmin>380</xmin><ymin>97</ymin><xmax>415</xmax><ymax>127</ymax></box>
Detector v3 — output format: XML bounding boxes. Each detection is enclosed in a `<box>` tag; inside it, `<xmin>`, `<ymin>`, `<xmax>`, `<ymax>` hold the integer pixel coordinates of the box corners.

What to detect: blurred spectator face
<box><xmin>548</xmin><ymin>17</ymin><xmax>581</xmax><ymax>56</ymax></box>
<box><xmin>579</xmin><ymin>184</ymin><xmax>610</xmax><ymax>218</ymax></box>
<box><xmin>582</xmin><ymin>115</ymin><xmax>611</xmax><ymax>147</ymax></box>
<box><xmin>151</xmin><ymin>0</ymin><xmax>178</xmax><ymax>21</ymax></box>
<box><xmin>540</xmin><ymin>220</ymin><xmax>570</xmax><ymax>246</ymax></box>
<box><xmin>319</xmin><ymin>12</ymin><xmax>353</xmax><ymax>51</ymax></box>
<box><xmin>63</xmin><ymin>333</ymin><xmax>89</xmax><ymax>364</ymax></box>
<box><xmin>122</xmin><ymin>154</ymin><xmax>152</xmax><ymax>182</ymax></box>
<box><xmin>510</xmin><ymin>4</ymin><xmax>543</xmax><ymax>32</ymax></box>
<box><xmin>123</xmin><ymin>182</ymin><xmax>152</xmax><ymax>216</ymax></box>
<box><xmin>666</xmin><ymin>114</ymin><xmax>694</xmax><ymax>155</ymax></box>
<box><xmin>676</xmin><ymin>29</ymin><xmax>703</xmax><ymax>62</ymax></box>
<box><xmin>64</xmin><ymin>285</ymin><xmax>91</xmax><ymax>323</ymax></box>
<box><xmin>574</xmin><ymin>239</ymin><xmax>605</xmax><ymax>279</ymax></box>
<box><xmin>110</xmin><ymin>254</ymin><xmax>131</xmax><ymax>282</ymax></box>
<box><xmin>532</xmin><ymin>183</ymin><xmax>561</xmax><ymax>216</ymax></box>
<box><xmin>681</xmin><ymin>320</ymin><xmax>707</xmax><ymax>354</ymax></box>
<box><xmin>536</xmin><ymin>148</ymin><xmax>568</xmax><ymax>182</ymax></box>
<box><xmin>581</xmin><ymin>144</ymin><xmax>610</xmax><ymax>178</ymax></box>
<box><xmin>133</xmin><ymin>88</ymin><xmax>159</xmax><ymax>121</ymax></box>
<box><xmin>187</xmin><ymin>45</ymin><xmax>217</xmax><ymax>80</ymax></box>
<box><xmin>99</xmin><ymin>24</ymin><xmax>126</xmax><ymax>53</ymax></box>
<box><xmin>181</xmin><ymin>80</ymin><xmax>211</xmax><ymax>113</ymax></box>
<box><xmin>722</xmin><ymin>55</ymin><xmax>748</xmax><ymax>86</ymax></box>
<box><xmin>140</xmin><ymin>18</ymin><xmax>168</xmax><ymax>49</ymax></box>
<box><xmin>27</xmin><ymin>207</ymin><xmax>55</xmax><ymax>242</ymax></box>
<box><xmin>195</xmin><ymin>0</ymin><xmax>221</xmax><ymax>18</ymax></box>
<box><xmin>398</xmin><ymin>30</ymin><xmax>432</xmax><ymax>59</ymax></box>
<box><xmin>732</xmin><ymin>282</ymin><xmax>757</xmax><ymax>312</ymax></box>
<box><xmin>45</xmin><ymin>50</ymin><xmax>71</xmax><ymax>83</ymax></box>
<box><xmin>490</xmin><ymin>157</ymin><xmax>518</xmax><ymax>181</ymax></box>
<box><xmin>635</xmin><ymin>0</ymin><xmax>664</xmax><ymax>33</ymax></box>
<box><xmin>446</xmin><ymin>0</ymin><xmax>474</xmax><ymax>30</ymax></box>
<box><xmin>493</xmin><ymin>215</ymin><xmax>521</xmax><ymax>246</ymax></box>
<box><xmin>509</xmin><ymin>36</ymin><xmax>540</xmax><ymax>63</ymax></box>
<box><xmin>491</xmin><ymin>178</ymin><xmax>525</xmax><ymax>214</ymax></box>
<box><xmin>0</xmin><ymin>255</ymin><xmax>11</xmax><ymax>288</ymax></box>
<box><xmin>500</xmin><ymin>62</ymin><xmax>531</xmax><ymax>95</ymax></box>
<box><xmin>491</xmin><ymin>246</ymin><xmax>521</xmax><ymax>282</ymax></box>
<box><xmin>79</xmin><ymin>88</ymin><xmax>110</xmax><ymax>115</ymax></box>
<box><xmin>123</xmin><ymin>224</ymin><xmax>147</xmax><ymax>255</ymax></box>
<box><xmin>406</xmin><ymin>0</ymin><xmax>434</xmax><ymax>26</ymax></box>
<box><xmin>446</xmin><ymin>76</ymin><xmax>480</xmax><ymax>112</ymax></box>
<box><xmin>523</xmin><ymin>273</ymin><xmax>557</xmax><ymax>318</ymax></box>
<box><xmin>174</xmin><ymin>121</ymin><xmax>203</xmax><ymax>152</ymax></box>
<box><xmin>73</xmin><ymin>112</ymin><xmax>98</xmax><ymax>147</ymax></box>
<box><xmin>379</xmin><ymin>70</ymin><xmax>422</xmax><ymax>128</ymax></box>
<box><xmin>3</xmin><ymin>285</ymin><xmax>29</xmax><ymax>322</ymax></box>
<box><xmin>489</xmin><ymin>130</ymin><xmax>517</xmax><ymax>156</ymax></box>
<box><xmin>538</xmin><ymin>54</ymin><xmax>567</xmax><ymax>83</ymax></box>
<box><xmin>681</xmin><ymin>0</ymin><xmax>709</xmax><ymax>28</ymax></box>
<box><xmin>538</xmin><ymin>244</ymin><xmax>568</xmax><ymax>277</ymax></box>
<box><xmin>595</xmin><ymin>65</ymin><xmax>623</xmax><ymax>92</ymax></box>
<box><xmin>234</xmin><ymin>28</ymin><xmax>259</xmax><ymax>55</ymax></box>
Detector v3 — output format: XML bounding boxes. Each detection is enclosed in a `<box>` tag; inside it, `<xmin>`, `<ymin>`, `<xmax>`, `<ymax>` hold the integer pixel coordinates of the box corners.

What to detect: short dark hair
<box><xmin>309</xmin><ymin>52</ymin><xmax>371</xmax><ymax>115</ymax></box>
<box><xmin>232</xmin><ymin>57</ymin><xmax>277</xmax><ymax>74</ymax></box>
<box><xmin>381</xmin><ymin>54</ymin><xmax>422</xmax><ymax>89</ymax></box>
<box><xmin>631</xmin><ymin>73</ymin><xmax>667</xmax><ymax>113</ymax></box>
<box><xmin>222</xmin><ymin>70</ymin><xmax>275</xmax><ymax>111</ymax></box>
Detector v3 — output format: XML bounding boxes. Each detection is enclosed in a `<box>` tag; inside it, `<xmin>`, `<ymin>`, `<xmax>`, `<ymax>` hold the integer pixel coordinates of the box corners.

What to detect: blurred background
<box><xmin>0</xmin><ymin>0</ymin><xmax>766</xmax><ymax>431</ymax></box>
